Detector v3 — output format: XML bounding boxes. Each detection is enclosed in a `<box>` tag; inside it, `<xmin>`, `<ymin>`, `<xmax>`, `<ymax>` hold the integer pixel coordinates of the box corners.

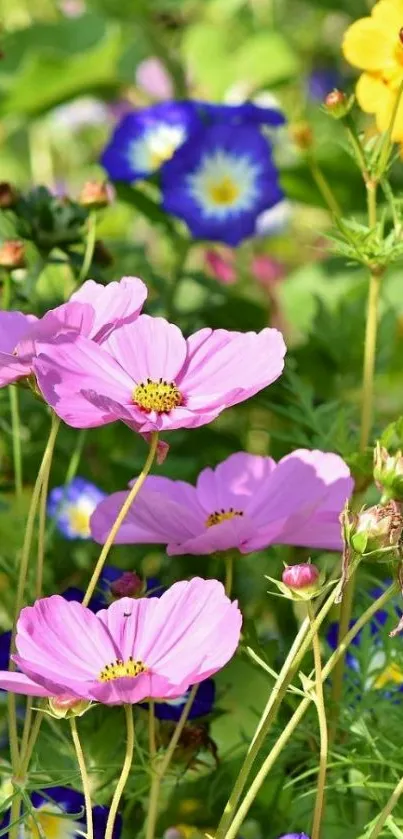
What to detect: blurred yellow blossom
<box><xmin>343</xmin><ymin>0</ymin><xmax>403</xmax><ymax>139</ymax></box>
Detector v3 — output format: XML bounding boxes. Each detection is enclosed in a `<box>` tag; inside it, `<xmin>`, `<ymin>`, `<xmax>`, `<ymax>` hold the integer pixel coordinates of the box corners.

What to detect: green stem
<box><xmin>308</xmin><ymin>159</ymin><xmax>342</xmax><ymax>217</ymax></box>
<box><xmin>222</xmin><ymin>583</ymin><xmax>397</xmax><ymax>839</ymax></box>
<box><xmin>146</xmin><ymin>685</ymin><xmax>198</xmax><ymax>839</ymax></box>
<box><xmin>308</xmin><ymin>601</ymin><xmax>328</xmax><ymax>839</ymax></box>
<box><xmin>70</xmin><ymin>718</ymin><xmax>94</xmax><ymax>839</ymax></box>
<box><xmin>78</xmin><ymin>210</ymin><xmax>97</xmax><ymax>285</ymax></box>
<box><xmin>83</xmin><ymin>432</ymin><xmax>159</xmax><ymax>607</ymax></box>
<box><xmin>359</xmin><ymin>268</ymin><xmax>381</xmax><ymax>454</ymax></box>
<box><xmin>35</xmin><ymin>415</ymin><xmax>57</xmax><ymax>599</ymax></box>
<box><xmin>368</xmin><ymin>776</ymin><xmax>403</xmax><ymax>839</ymax></box>
<box><xmin>328</xmin><ymin>571</ymin><xmax>356</xmax><ymax>744</ymax></box>
<box><xmin>215</xmin><ymin>576</ymin><xmax>346</xmax><ymax>839</ymax></box>
<box><xmin>2</xmin><ymin>271</ymin><xmax>12</xmax><ymax>309</ymax></box>
<box><xmin>7</xmin><ymin>413</ymin><xmax>60</xmax><ymax>775</ymax></box>
<box><xmin>224</xmin><ymin>554</ymin><xmax>234</xmax><ymax>597</ymax></box>
<box><xmin>105</xmin><ymin>705</ymin><xmax>134</xmax><ymax>839</ymax></box>
<box><xmin>9</xmin><ymin>387</ymin><xmax>23</xmax><ymax>498</ymax></box>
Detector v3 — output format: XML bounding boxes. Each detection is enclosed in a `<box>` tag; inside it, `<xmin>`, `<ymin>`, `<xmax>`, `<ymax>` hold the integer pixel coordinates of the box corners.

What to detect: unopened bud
<box><xmin>47</xmin><ymin>694</ymin><xmax>92</xmax><ymax>719</ymax></box>
<box><xmin>0</xmin><ymin>182</ymin><xmax>18</xmax><ymax>209</ymax></box>
<box><xmin>347</xmin><ymin>501</ymin><xmax>403</xmax><ymax>560</ymax></box>
<box><xmin>374</xmin><ymin>443</ymin><xmax>403</xmax><ymax>501</ymax></box>
<box><xmin>110</xmin><ymin>571</ymin><xmax>144</xmax><ymax>599</ymax></box>
<box><xmin>290</xmin><ymin>121</ymin><xmax>314</xmax><ymax>150</ymax></box>
<box><xmin>0</xmin><ymin>240</ymin><xmax>25</xmax><ymax>270</ymax></box>
<box><xmin>324</xmin><ymin>89</ymin><xmax>353</xmax><ymax>119</ymax></box>
<box><xmin>79</xmin><ymin>180</ymin><xmax>111</xmax><ymax>209</ymax></box>
<box><xmin>282</xmin><ymin>563</ymin><xmax>321</xmax><ymax>599</ymax></box>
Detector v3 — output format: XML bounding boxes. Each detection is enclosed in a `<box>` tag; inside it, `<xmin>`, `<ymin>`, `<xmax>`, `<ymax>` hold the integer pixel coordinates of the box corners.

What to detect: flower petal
<box><xmin>195</xmin><ymin>452</ymin><xmax>276</xmax><ymax>514</ymax></box>
<box><xmin>71</xmin><ymin>276</ymin><xmax>147</xmax><ymax>343</ymax></box>
<box><xmin>0</xmin><ymin>670</ymin><xmax>53</xmax><ymax>696</ymax></box>
<box><xmin>343</xmin><ymin>17</ymin><xmax>396</xmax><ymax>71</ymax></box>
<box><xmin>104</xmin><ymin>315</ymin><xmax>187</xmax><ymax>384</ymax></box>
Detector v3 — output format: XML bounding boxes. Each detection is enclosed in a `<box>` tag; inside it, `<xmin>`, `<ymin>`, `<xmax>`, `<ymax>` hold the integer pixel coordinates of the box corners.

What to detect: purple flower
<box><xmin>48</xmin><ymin>476</ymin><xmax>106</xmax><ymax>540</ymax></box>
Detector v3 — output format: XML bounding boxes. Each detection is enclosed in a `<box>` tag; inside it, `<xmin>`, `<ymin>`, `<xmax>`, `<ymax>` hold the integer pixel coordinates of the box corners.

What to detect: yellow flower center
<box><xmin>99</xmin><ymin>656</ymin><xmax>147</xmax><ymax>682</ymax></box>
<box><xmin>208</xmin><ymin>176</ymin><xmax>240</xmax><ymax>206</ymax></box>
<box><xmin>132</xmin><ymin>378</ymin><xmax>183</xmax><ymax>413</ymax></box>
<box><xmin>68</xmin><ymin>508</ymin><xmax>91</xmax><ymax>538</ymax></box>
<box><xmin>150</xmin><ymin>144</ymin><xmax>177</xmax><ymax>169</ymax></box>
<box><xmin>26</xmin><ymin>805</ymin><xmax>77</xmax><ymax>839</ymax></box>
<box><xmin>374</xmin><ymin>662</ymin><xmax>403</xmax><ymax>689</ymax></box>
<box><xmin>205</xmin><ymin>508</ymin><xmax>244</xmax><ymax>528</ymax></box>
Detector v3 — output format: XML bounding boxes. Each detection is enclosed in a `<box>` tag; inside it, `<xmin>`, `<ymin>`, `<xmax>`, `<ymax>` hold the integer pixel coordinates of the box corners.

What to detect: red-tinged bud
<box><xmin>0</xmin><ymin>240</ymin><xmax>25</xmax><ymax>270</ymax></box>
<box><xmin>347</xmin><ymin>500</ymin><xmax>403</xmax><ymax>560</ymax></box>
<box><xmin>0</xmin><ymin>182</ymin><xmax>18</xmax><ymax>209</ymax></box>
<box><xmin>110</xmin><ymin>571</ymin><xmax>144</xmax><ymax>599</ymax></box>
<box><xmin>47</xmin><ymin>694</ymin><xmax>92</xmax><ymax>719</ymax></box>
<box><xmin>290</xmin><ymin>121</ymin><xmax>314</xmax><ymax>150</ymax></box>
<box><xmin>79</xmin><ymin>180</ymin><xmax>111</xmax><ymax>209</ymax></box>
<box><xmin>324</xmin><ymin>89</ymin><xmax>354</xmax><ymax>119</ymax></box>
<box><xmin>282</xmin><ymin>563</ymin><xmax>320</xmax><ymax>590</ymax></box>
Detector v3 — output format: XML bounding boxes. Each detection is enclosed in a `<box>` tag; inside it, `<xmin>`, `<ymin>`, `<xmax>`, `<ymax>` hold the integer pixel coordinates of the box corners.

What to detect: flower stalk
<box><xmin>307</xmin><ymin>601</ymin><xmax>328</xmax><ymax>839</ymax></box>
<box><xmin>105</xmin><ymin>705</ymin><xmax>134</xmax><ymax>839</ymax></box>
<box><xmin>70</xmin><ymin>717</ymin><xmax>94</xmax><ymax>839</ymax></box>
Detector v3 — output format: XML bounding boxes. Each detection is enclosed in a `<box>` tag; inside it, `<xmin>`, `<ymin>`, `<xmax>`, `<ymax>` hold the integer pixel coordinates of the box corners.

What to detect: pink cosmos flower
<box><xmin>91</xmin><ymin>449</ymin><xmax>353</xmax><ymax>555</ymax></box>
<box><xmin>34</xmin><ymin>316</ymin><xmax>286</xmax><ymax>432</ymax></box>
<box><xmin>0</xmin><ymin>277</ymin><xmax>147</xmax><ymax>388</ymax></box>
<box><xmin>0</xmin><ymin>579</ymin><xmax>242</xmax><ymax>705</ymax></box>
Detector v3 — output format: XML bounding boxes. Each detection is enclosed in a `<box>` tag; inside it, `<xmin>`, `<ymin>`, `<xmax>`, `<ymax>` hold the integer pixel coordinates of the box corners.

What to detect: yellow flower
<box><xmin>343</xmin><ymin>0</ymin><xmax>403</xmax><ymax>139</ymax></box>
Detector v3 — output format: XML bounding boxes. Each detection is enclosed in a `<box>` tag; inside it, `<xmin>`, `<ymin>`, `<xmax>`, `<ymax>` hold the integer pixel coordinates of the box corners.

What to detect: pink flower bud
<box><xmin>251</xmin><ymin>255</ymin><xmax>285</xmax><ymax>287</ymax></box>
<box><xmin>205</xmin><ymin>249</ymin><xmax>237</xmax><ymax>285</ymax></box>
<box><xmin>48</xmin><ymin>694</ymin><xmax>91</xmax><ymax>719</ymax></box>
<box><xmin>79</xmin><ymin>180</ymin><xmax>111</xmax><ymax>208</ymax></box>
<box><xmin>0</xmin><ymin>240</ymin><xmax>25</xmax><ymax>270</ymax></box>
<box><xmin>110</xmin><ymin>571</ymin><xmax>144</xmax><ymax>599</ymax></box>
<box><xmin>282</xmin><ymin>563</ymin><xmax>320</xmax><ymax>590</ymax></box>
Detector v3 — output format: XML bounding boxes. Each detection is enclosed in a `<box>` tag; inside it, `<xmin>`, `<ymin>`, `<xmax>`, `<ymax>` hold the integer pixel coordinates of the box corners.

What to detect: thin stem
<box><xmin>35</xmin><ymin>414</ymin><xmax>57</xmax><ymax>599</ymax></box>
<box><xmin>368</xmin><ymin>776</ymin><xmax>403</xmax><ymax>839</ymax></box>
<box><xmin>83</xmin><ymin>432</ymin><xmax>159</xmax><ymax>606</ymax></box>
<box><xmin>308</xmin><ymin>159</ymin><xmax>342</xmax><ymax>217</ymax></box>
<box><xmin>215</xmin><ymin>576</ymin><xmax>346</xmax><ymax>839</ymax></box>
<box><xmin>328</xmin><ymin>572</ymin><xmax>356</xmax><ymax>744</ymax></box>
<box><xmin>345</xmin><ymin>117</ymin><xmax>368</xmax><ymax>176</ymax></box>
<box><xmin>222</xmin><ymin>583</ymin><xmax>397</xmax><ymax>839</ymax></box>
<box><xmin>78</xmin><ymin>211</ymin><xmax>97</xmax><ymax>285</ymax></box>
<box><xmin>148</xmin><ymin>702</ymin><xmax>156</xmax><ymax>759</ymax></box>
<box><xmin>146</xmin><ymin>685</ymin><xmax>198</xmax><ymax>839</ymax></box>
<box><xmin>105</xmin><ymin>705</ymin><xmax>134</xmax><ymax>839</ymax></box>
<box><xmin>9</xmin><ymin>387</ymin><xmax>23</xmax><ymax>499</ymax></box>
<box><xmin>7</xmin><ymin>413</ymin><xmax>60</xmax><ymax>774</ymax></box>
<box><xmin>308</xmin><ymin>601</ymin><xmax>328</xmax><ymax>839</ymax></box>
<box><xmin>70</xmin><ymin>718</ymin><xmax>94</xmax><ymax>839</ymax></box>
<box><xmin>224</xmin><ymin>554</ymin><xmax>234</xmax><ymax>597</ymax></box>
<box><xmin>360</xmin><ymin>269</ymin><xmax>381</xmax><ymax>454</ymax></box>
<box><xmin>17</xmin><ymin>711</ymin><xmax>43</xmax><ymax>780</ymax></box>
<box><xmin>2</xmin><ymin>271</ymin><xmax>12</xmax><ymax>309</ymax></box>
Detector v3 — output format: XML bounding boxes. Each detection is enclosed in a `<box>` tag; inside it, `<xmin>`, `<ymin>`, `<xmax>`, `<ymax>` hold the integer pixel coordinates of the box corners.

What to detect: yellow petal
<box><xmin>372</xmin><ymin>0</ymin><xmax>403</xmax><ymax>34</ymax></box>
<box><xmin>356</xmin><ymin>72</ymin><xmax>392</xmax><ymax>114</ymax></box>
<box><xmin>376</xmin><ymin>88</ymin><xmax>403</xmax><ymax>140</ymax></box>
<box><xmin>343</xmin><ymin>17</ymin><xmax>396</xmax><ymax>71</ymax></box>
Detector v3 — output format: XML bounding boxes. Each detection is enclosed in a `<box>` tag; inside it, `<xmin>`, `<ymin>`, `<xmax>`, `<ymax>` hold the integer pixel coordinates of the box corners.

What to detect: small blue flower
<box><xmin>307</xmin><ymin>68</ymin><xmax>342</xmax><ymax>101</ymax></box>
<box><xmin>0</xmin><ymin>785</ymin><xmax>122</xmax><ymax>839</ymax></box>
<box><xmin>162</xmin><ymin>123</ymin><xmax>283</xmax><ymax>246</ymax></box>
<box><xmin>48</xmin><ymin>477</ymin><xmax>106</xmax><ymax>540</ymax></box>
<box><xmin>144</xmin><ymin>678</ymin><xmax>216</xmax><ymax>722</ymax></box>
<box><xmin>277</xmin><ymin>834</ymin><xmax>310</xmax><ymax>839</ymax></box>
<box><xmin>196</xmin><ymin>101</ymin><xmax>286</xmax><ymax>128</ymax></box>
<box><xmin>101</xmin><ymin>101</ymin><xmax>201</xmax><ymax>182</ymax></box>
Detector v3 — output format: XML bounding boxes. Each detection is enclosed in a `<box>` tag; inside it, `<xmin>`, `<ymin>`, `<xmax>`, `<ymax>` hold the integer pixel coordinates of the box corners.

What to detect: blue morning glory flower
<box><xmin>195</xmin><ymin>101</ymin><xmax>286</xmax><ymax>128</ymax></box>
<box><xmin>277</xmin><ymin>834</ymin><xmax>310</xmax><ymax>839</ymax></box>
<box><xmin>48</xmin><ymin>477</ymin><xmax>106</xmax><ymax>540</ymax></box>
<box><xmin>142</xmin><ymin>678</ymin><xmax>216</xmax><ymax>722</ymax></box>
<box><xmin>0</xmin><ymin>785</ymin><xmax>122</xmax><ymax>839</ymax></box>
<box><xmin>161</xmin><ymin>123</ymin><xmax>284</xmax><ymax>246</ymax></box>
<box><xmin>101</xmin><ymin>101</ymin><xmax>201</xmax><ymax>182</ymax></box>
<box><xmin>307</xmin><ymin>68</ymin><xmax>342</xmax><ymax>101</ymax></box>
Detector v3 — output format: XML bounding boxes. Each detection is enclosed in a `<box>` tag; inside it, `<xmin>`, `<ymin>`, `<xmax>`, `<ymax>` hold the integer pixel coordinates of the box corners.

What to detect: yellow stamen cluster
<box><xmin>132</xmin><ymin>378</ymin><xmax>183</xmax><ymax>413</ymax></box>
<box><xmin>99</xmin><ymin>656</ymin><xmax>147</xmax><ymax>682</ymax></box>
<box><xmin>209</xmin><ymin>177</ymin><xmax>240</xmax><ymax>206</ymax></box>
<box><xmin>205</xmin><ymin>508</ymin><xmax>244</xmax><ymax>528</ymax></box>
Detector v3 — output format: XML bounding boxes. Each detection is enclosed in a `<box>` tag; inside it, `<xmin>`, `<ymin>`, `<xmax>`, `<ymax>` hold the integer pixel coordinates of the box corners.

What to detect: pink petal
<box><xmin>91</xmin><ymin>483</ymin><xmax>203</xmax><ymax>546</ymax></box>
<box><xmin>0</xmin><ymin>311</ymin><xmax>33</xmax><ymax>353</ymax></box>
<box><xmin>34</xmin><ymin>335</ymin><xmax>134</xmax><ymax>428</ymax></box>
<box><xmin>0</xmin><ymin>670</ymin><xmax>53</xmax><ymax>696</ymax></box>
<box><xmin>105</xmin><ymin>315</ymin><xmax>187</xmax><ymax>384</ymax></box>
<box><xmin>71</xmin><ymin>276</ymin><xmax>147</xmax><ymax>343</ymax></box>
<box><xmin>16</xmin><ymin>303</ymin><xmax>95</xmax><ymax>361</ymax></box>
<box><xmin>16</xmin><ymin>596</ymin><xmax>117</xmax><ymax>685</ymax></box>
<box><xmin>0</xmin><ymin>352</ymin><xmax>31</xmax><ymax>387</ymax></box>
<box><xmin>132</xmin><ymin>578</ymin><xmax>242</xmax><ymax>684</ymax></box>
<box><xmin>181</xmin><ymin>328</ymin><xmax>286</xmax><ymax>409</ymax></box>
<box><xmin>196</xmin><ymin>452</ymin><xmax>276</xmax><ymax>514</ymax></box>
<box><xmin>167</xmin><ymin>514</ymin><xmax>255</xmax><ymax>555</ymax></box>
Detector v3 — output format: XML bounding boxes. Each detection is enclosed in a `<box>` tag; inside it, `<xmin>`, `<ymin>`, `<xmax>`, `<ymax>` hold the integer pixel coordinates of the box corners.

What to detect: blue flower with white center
<box><xmin>162</xmin><ymin>123</ymin><xmax>284</xmax><ymax>246</ymax></box>
<box><xmin>48</xmin><ymin>477</ymin><xmax>106</xmax><ymax>540</ymax></box>
<box><xmin>101</xmin><ymin>101</ymin><xmax>201</xmax><ymax>182</ymax></box>
<box><xmin>0</xmin><ymin>785</ymin><xmax>122</xmax><ymax>839</ymax></box>
<box><xmin>196</xmin><ymin>101</ymin><xmax>286</xmax><ymax>129</ymax></box>
<box><xmin>140</xmin><ymin>679</ymin><xmax>215</xmax><ymax>721</ymax></box>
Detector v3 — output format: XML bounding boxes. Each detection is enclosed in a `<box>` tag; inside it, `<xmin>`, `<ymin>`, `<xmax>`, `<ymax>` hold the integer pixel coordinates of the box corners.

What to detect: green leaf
<box><xmin>234</xmin><ymin>31</ymin><xmax>300</xmax><ymax>87</ymax></box>
<box><xmin>114</xmin><ymin>183</ymin><xmax>179</xmax><ymax>237</ymax></box>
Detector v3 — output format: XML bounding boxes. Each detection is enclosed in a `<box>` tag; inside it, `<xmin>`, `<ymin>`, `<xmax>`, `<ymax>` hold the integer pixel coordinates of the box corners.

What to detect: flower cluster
<box><xmin>343</xmin><ymin>0</ymin><xmax>403</xmax><ymax>140</ymax></box>
<box><xmin>101</xmin><ymin>100</ymin><xmax>285</xmax><ymax>245</ymax></box>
